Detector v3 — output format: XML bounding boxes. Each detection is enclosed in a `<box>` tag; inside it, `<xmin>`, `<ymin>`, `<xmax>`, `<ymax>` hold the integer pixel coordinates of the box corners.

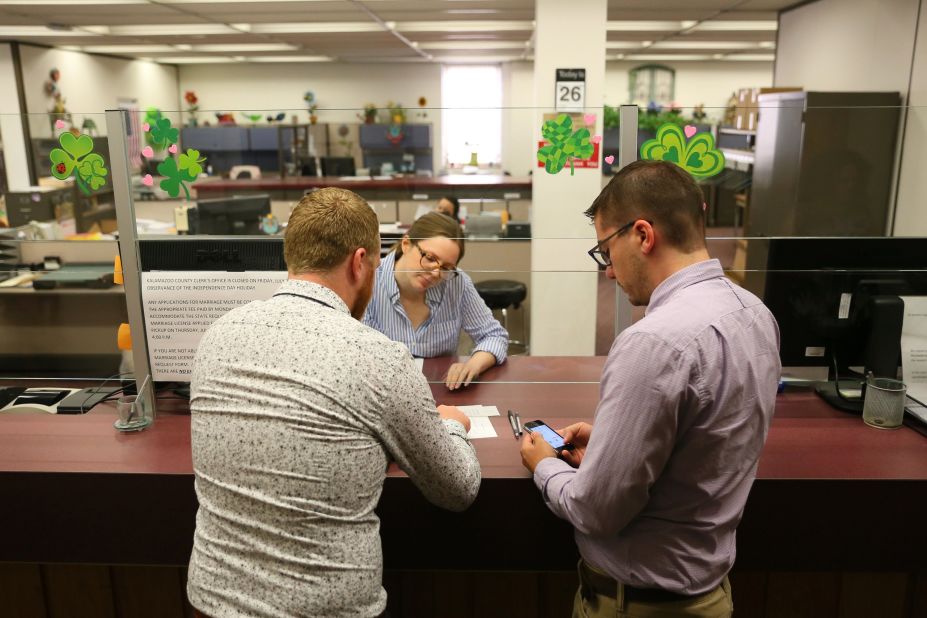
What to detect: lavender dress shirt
<box><xmin>534</xmin><ymin>259</ymin><xmax>780</xmax><ymax>595</ymax></box>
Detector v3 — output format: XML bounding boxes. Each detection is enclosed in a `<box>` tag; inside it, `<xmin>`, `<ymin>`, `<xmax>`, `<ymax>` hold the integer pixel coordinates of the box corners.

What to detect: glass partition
<box><xmin>0</xmin><ymin>111</ymin><xmax>130</xmax><ymax>399</ymax></box>
<box><xmin>2</xmin><ymin>102</ymin><xmax>924</xmax><ymax>416</ymax></box>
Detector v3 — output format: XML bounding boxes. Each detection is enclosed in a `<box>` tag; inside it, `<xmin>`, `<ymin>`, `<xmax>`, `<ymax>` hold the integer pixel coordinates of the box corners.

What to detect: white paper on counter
<box><xmin>466</xmin><ymin>417</ymin><xmax>497</xmax><ymax>439</ymax></box>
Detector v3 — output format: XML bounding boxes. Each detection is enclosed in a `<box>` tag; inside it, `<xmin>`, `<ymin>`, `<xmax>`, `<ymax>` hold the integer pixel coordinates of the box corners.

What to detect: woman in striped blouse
<box><xmin>363</xmin><ymin>212</ymin><xmax>508</xmax><ymax>390</ymax></box>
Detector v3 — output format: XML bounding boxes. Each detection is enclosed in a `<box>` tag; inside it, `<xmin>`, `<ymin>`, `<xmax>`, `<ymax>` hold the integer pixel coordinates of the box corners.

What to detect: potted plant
<box><xmin>386</xmin><ymin>101</ymin><xmax>406</xmax><ymax>125</ymax></box>
<box><xmin>359</xmin><ymin>103</ymin><xmax>377</xmax><ymax>124</ymax></box>
<box><xmin>184</xmin><ymin>91</ymin><xmax>199</xmax><ymax>127</ymax></box>
<box><xmin>304</xmin><ymin>90</ymin><xmax>319</xmax><ymax>124</ymax></box>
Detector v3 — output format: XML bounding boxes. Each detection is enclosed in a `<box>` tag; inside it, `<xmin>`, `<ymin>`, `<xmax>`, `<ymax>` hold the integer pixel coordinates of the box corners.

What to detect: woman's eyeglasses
<box><xmin>412</xmin><ymin>241</ymin><xmax>459</xmax><ymax>279</ymax></box>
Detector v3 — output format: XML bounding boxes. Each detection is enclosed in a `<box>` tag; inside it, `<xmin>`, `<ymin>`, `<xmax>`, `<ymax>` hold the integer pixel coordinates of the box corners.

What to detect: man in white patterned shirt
<box><xmin>521</xmin><ymin>161</ymin><xmax>780</xmax><ymax>618</ymax></box>
<box><xmin>187</xmin><ymin>187</ymin><xmax>481</xmax><ymax>618</ymax></box>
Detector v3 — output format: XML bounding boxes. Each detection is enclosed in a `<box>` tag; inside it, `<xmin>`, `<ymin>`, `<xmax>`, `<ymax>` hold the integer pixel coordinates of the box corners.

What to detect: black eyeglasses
<box><xmin>411</xmin><ymin>241</ymin><xmax>459</xmax><ymax>280</ymax></box>
<box><xmin>587</xmin><ymin>219</ymin><xmax>643</xmax><ymax>268</ymax></box>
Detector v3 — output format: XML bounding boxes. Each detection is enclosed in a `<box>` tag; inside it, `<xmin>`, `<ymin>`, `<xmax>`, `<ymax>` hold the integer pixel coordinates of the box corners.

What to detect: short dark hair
<box><xmin>584</xmin><ymin>160</ymin><xmax>706</xmax><ymax>252</ymax></box>
<box><xmin>441</xmin><ymin>196</ymin><xmax>460</xmax><ymax>220</ymax></box>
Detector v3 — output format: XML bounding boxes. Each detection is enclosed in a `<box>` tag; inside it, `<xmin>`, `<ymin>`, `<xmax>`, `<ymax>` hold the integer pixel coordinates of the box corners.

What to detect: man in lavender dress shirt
<box><xmin>521</xmin><ymin>160</ymin><xmax>780</xmax><ymax>618</ymax></box>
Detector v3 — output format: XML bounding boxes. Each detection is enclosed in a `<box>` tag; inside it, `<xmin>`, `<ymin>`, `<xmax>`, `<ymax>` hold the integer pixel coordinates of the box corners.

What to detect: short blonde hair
<box><xmin>284</xmin><ymin>187</ymin><xmax>380</xmax><ymax>274</ymax></box>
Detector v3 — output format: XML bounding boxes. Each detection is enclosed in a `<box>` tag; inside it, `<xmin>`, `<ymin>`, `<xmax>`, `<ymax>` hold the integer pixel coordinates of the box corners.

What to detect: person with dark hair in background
<box><xmin>187</xmin><ymin>188</ymin><xmax>480</xmax><ymax>618</ymax></box>
<box><xmin>436</xmin><ymin>196</ymin><xmax>461</xmax><ymax>222</ymax></box>
<box><xmin>364</xmin><ymin>211</ymin><xmax>508</xmax><ymax>390</ymax></box>
<box><xmin>520</xmin><ymin>160</ymin><xmax>780</xmax><ymax>618</ymax></box>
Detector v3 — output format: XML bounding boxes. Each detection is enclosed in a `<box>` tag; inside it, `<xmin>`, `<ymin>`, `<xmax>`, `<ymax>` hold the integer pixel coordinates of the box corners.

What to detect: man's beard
<box><xmin>351</xmin><ymin>269</ymin><xmax>375</xmax><ymax>320</ymax></box>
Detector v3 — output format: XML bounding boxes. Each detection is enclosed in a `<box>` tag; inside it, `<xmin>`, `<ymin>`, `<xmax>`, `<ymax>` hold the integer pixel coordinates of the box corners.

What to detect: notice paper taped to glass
<box><xmin>900</xmin><ymin>296</ymin><xmax>927</xmax><ymax>405</ymax></box>
<box><xmin>142</xmin><ymin>271</ymin><xmax>286</xmax><ymax>381</ymax></box>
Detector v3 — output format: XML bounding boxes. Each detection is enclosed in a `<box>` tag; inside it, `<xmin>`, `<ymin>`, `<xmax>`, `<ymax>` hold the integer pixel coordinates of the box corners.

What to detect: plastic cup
<box><xmin>114</xmin><ymin>395</ymin><xmax>150</xmax><ymax>432</ymax></box>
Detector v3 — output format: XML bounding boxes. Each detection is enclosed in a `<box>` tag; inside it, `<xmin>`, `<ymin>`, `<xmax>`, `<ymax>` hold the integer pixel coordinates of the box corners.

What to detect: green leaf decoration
<box><xmin>60</xmin><ymin>132</ymin><xmax>94</xmax><ymax>160</ymax></box>
<box><xmin>241</xmin><ymin>112</ymin><xmax>263</xmax><ymax>123</ymax></box>
<box><xmin>178</xmin><ymin>149</ymin><xmax>206</xmax><ymax>177</ymax></box>
<box><xmin>48</xmin><ymin>131</ymin><xmax>106</xmax><ymax>194</ymax></box>
<box><xmin>639</xmin><ymin>123</ymin><xmax>726</xmax><ymax>179</ymax></box>
<box><xmin>157</xmin><ymin>157</ymin><xmax>197</xmax><ymax>200</ymax></box>
<box><xmin>144</xmin><ymin>108</ymin><xmax>165</xmax><ymax>151</ymax></box>
<box><xmin>537</xmin><ymin>114</ymin><xmax>597</xmax><ymax>176</ymax></box>
<box><xmin>50</xmin><ymin>148</ymin><xmax>75</xmax><ymax>179</ymax></box>
<box><xmin>77</xmin><ymin>153</ymin><xmax>108</xmax><ymax>191</ymax></box>
<box><xmin>149</xmin><ymin>117</ymin><xmax>179</xmax><ymax>147</ymax></box>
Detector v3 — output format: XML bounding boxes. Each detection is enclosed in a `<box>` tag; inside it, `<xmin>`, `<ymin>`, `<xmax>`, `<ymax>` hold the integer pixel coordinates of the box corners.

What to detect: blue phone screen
<box><xmin>532</xmin><ymin>424</ymin><xmax>566</xmax><ymax>449</ymax></box>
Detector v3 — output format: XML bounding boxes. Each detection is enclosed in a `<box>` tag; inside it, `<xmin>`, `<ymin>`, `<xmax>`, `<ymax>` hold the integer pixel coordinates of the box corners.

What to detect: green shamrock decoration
<box><xmin>49</xmin><ymin>132</ymin><xmax>108</xmax><ymax>195</ymax></box>
<box><xmin>537</xmin><ymin>114</ymin><xmax>594</xmax><ymax>176</ymax></box>
<box><xmin>149</xmin><ymin>116</ymin><xmax>179</xmax><ymax>149</ymax></box>
<box><xmin>157</xmin><ymin>157</ymin><xmax>197</xmax><ymax>200</ymax></box>
<box><xmin>639</xmin><ymin>124</ymin><xmax>725</xmax><ymax>179</ymax></box>
<box><xmin>179</xmin><ymin>149</ymin><xmax>206</xmax><ymax>177</ymax></box>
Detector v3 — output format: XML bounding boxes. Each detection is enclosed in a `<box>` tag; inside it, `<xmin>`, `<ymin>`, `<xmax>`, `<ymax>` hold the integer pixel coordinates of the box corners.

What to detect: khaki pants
<box><xmin>573</xmin><ymin>560</ymin><xmax>733</xmax><ymax>618</ymax></box>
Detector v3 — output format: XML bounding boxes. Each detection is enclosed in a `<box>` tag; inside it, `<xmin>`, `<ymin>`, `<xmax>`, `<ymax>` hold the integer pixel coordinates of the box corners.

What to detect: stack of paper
<box><xmin>455</xmin><ymin>405</ymin><xmax>499</xmax><ymax>439</ymax></box>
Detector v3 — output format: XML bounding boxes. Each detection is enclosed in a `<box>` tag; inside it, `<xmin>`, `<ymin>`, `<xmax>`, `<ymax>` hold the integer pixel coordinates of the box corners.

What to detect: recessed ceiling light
<box><xmin>419</xmin><ymin>41</ymin><xmax>528</xmax><ymax>50</ymax></box>
<box><xmin>723</xmin><ymin>53</ymin><xmax>776</xmax><ymax>61</ymax></box>
<box><xmin>245</xmin><ymin>55</ymin><xmax>333</xmax><ymax>63</ymax></box>
<box><xmin>626</xmin><ymin>54</ymin><xmax>712</xmax><ymax>61</ymax></box>
<box><xmin>155</xmin><ymin>56</ymin><xmax>238</xmax><ymax>64</ymax></box>
<box><xmin>81</xmin><ymin>45</ymin><xmax>176</xmax><ymax>53</ymax></box>
<box><xmin>174</xmin><ymin>44</ymin><xmax>192</xmax><ymax>51</ymax></box>
<box><xmin>247</xmin><ymin>22</ymin><xmax>384</xmax><ymax>34</ymax></box>
<box><xmin>607</xmin><ymin>21</ymin><xmax>690</xmax><ymax>31</ymax></box>
<box><xmin>691</xmin><ymin>20</ymin><xmax>778</xmax><ymax>31</ymax></box>
<box><xmin>0</xmin><ymin>26</ymin><xmax>98</xmax><ymax>36</ymax></box>
<box><xmin>192</xmin><ymin>44</ymin><xmax>297</xmax><ymax>52</ymax></box>
<box><xmin>651</xmin><ymin>41</ymin><xmax>766</xmax><ymax>50</ymax></box>
<box><xmin>641</xmin><ymin>40</ymin><xmax>653</xmax><ymax>46</ymax></box>
<box><xmin>759</xmin><ymin>41</ymin><xmax>776</xmax><ymax>49</ymax></box>
<box><xmin>396</xmin><ymin>21</ymin><xmax>533</xmax><ymax>32</ymax></box>
<box><xmin>445</xmin><ymin>9</ymin><xmax>498</xmax><ymax>14</ymax></box>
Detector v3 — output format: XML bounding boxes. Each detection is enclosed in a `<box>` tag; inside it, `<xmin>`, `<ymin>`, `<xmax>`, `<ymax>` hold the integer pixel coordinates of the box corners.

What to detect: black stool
<box><xmin>475</xmin><ymin>279</ymin><xmax>528</xmax><ymax>354</ymax></box>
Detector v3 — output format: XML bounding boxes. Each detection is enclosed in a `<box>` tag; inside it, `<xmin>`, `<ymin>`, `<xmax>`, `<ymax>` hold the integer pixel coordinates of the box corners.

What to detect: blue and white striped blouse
<box><xmin>363</xmin><ymin>252</ymin><xmax>508</xmax><ymax>363</ymax></box>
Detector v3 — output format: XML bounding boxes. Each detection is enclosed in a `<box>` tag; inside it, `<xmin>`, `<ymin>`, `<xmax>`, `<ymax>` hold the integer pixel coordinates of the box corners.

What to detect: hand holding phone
<box><xmin>523</xmin><ymin>420</ymin><xmax>574</xmax><ymax>455</ymax></box>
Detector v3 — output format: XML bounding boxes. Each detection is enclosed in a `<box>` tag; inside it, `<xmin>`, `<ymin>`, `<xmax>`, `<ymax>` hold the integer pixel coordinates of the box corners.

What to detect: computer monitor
<box><xmin>465</xmin><ymin>213</ymin><xmax>503</xmax><ymax>239</ymax></box>
<box><xmin>320</xmin><ymin>156</ymin><xmax>356</xmax><ymax>177</ymax></box>
<box><xmin>193</xmin><ymin>194</ymin><xmax>272</xmax><ymax>235</ymax></box>
<box><xmin>762</xmin><ymin>237</ymin><xmax>927</xmax><ymax>412</ymax></box>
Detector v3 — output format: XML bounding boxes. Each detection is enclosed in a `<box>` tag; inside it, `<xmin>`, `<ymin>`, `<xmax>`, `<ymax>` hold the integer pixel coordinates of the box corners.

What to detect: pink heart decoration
<box><xmin>141</xmin><ymin>146</ymin><xmax>154</xmax><ymax>158</ymax></box>
<box><xmin>583</xmin><ymin>113</ymin><xmax>596</xmax><ymax>126</ymax></box>
<box><xmin>591</xmin><ymin>135</ymin><xmax>601</xmax><ymax>144</ymax></box>
<box><xmin>604</xmin><ymin>155</ymin><xmax>615</xmax><ymax>165</ymax></box>
<box><xmin>684</xmin><ymin>125</ymin><xmax>697</xmax><ymax>139</ymax></box>
<box><xmin>142</xmin><ymin>123</ymin><xmax>150</xmax><ymax>132</ymax></box>
<box><xmin>142</xmin><ymin>174</ymin><xmax>153</xmax><ymax>187</ymax></box>
<box><xmin>55</xmin><ymin>119</ymin><xmax>66</xmax><ymax>129</ymax></box>
<box><xmin>168</xmin><ymin>144</ymin><xmax>178</xmax><ymax>154</ymax></box>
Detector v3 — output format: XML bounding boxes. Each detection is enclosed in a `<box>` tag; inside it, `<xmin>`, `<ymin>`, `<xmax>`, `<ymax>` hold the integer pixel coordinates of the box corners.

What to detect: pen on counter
<box><xmin>507</xmin><ymin>409</ymin><xmax>522</xmax><ymax>439</ymax></box>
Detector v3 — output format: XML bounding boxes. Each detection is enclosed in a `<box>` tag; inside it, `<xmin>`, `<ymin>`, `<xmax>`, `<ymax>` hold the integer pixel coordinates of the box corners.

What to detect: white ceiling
<box><xmin>0</xmin><ymin>0</ymin><xmax>798</xmax><ymax>64</ymax></box>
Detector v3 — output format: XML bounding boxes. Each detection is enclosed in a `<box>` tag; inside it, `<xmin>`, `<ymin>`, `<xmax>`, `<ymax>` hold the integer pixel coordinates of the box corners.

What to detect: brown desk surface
<box><xmin>1</xmin><ymin>357</ymin><xmax>925</xmax><ymax>569</ymax></box>
<box><xmin>1</xmin><ymin>356</ymin><xmax>924</xmax><ymax>480</ymax></box>
<box><xmin>192</xmin><ymin>175</ymin><xmax>532</xmax><ymax>194</ymax></box>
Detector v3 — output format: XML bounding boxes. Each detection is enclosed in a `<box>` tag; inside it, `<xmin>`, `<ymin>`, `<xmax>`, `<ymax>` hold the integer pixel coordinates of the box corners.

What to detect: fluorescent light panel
<box><xmin>0</xmin><ymin>26</ymin><xmax>98</xmax><ymax>36</ymax></box>
<box><xmin>722</xmin><ymin>54</ymin><xmax>776</xmax><ymax>61</ymax></box>
<box><xmin>625</xmin><ymin>54</ymin><xmax>712</xmax><ymax>61</ymax></box>
<box><xmin>85</xmin><ymin>24</ymin><xmax>241</xmax><ymax>35</ymax></box>
<box><xmin>81</xmin><ymin>45</ymin><xmax>175</xmax><ymax>53</ymax></box>
<box><xmin>155</xmin><ymin>56</ymin><xmax>237</xmax><ymax>64</ymax></box>
<box><xmin>244</xmin><ymin>55</ymin><xmax>332</xmax><ymax>62</ymax></box>
<box><xmin>691</xmin><ymin>20</ymin><xmax>778</xmax><ymax>31</ymax></box>
<box><xmin>245</xmin><ymin>22</ymin><xmax>384</xmax><ymax>34</ymax></box>
<box><xmin>396</xmin><ymin>21</ymin><xmax>533</xmax><ymax>32</ymax></box>
<box><xmin>418</xmin><ymin>41</ymin><xmax>528</xmax><ymax>50</ymax></box>
<box><xmin>651</xmin><ymin>41</ymin><xmax>774</xmax><ymax>50</ymax></box>
<box><xmin>191</xmin><ymin>44</ymin><xmax>297</xmax><ymax>52</ymax></box>
<box><xmin>607</xmin><ymin>21</ymin><xmax>693</xmax><ymax>31</ymax></box>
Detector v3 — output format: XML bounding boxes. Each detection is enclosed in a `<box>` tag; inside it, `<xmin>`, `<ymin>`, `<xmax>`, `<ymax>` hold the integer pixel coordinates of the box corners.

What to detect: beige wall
<box><xmin>606</xmin><ymin>60</ymin><xmax>774</xmax><ymax>119</ymax></box>
<box><xmin>19</xmin><ymin>44</ymin><xmax>179</xmax><ymax>139</ymax></box>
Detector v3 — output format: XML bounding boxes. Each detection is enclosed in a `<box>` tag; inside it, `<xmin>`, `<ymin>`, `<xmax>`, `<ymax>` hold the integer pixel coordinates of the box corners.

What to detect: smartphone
<box><xmin>523</xmin><ymin>420</ymin><xmax>573</xmax><ymax>454</ymax></box>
